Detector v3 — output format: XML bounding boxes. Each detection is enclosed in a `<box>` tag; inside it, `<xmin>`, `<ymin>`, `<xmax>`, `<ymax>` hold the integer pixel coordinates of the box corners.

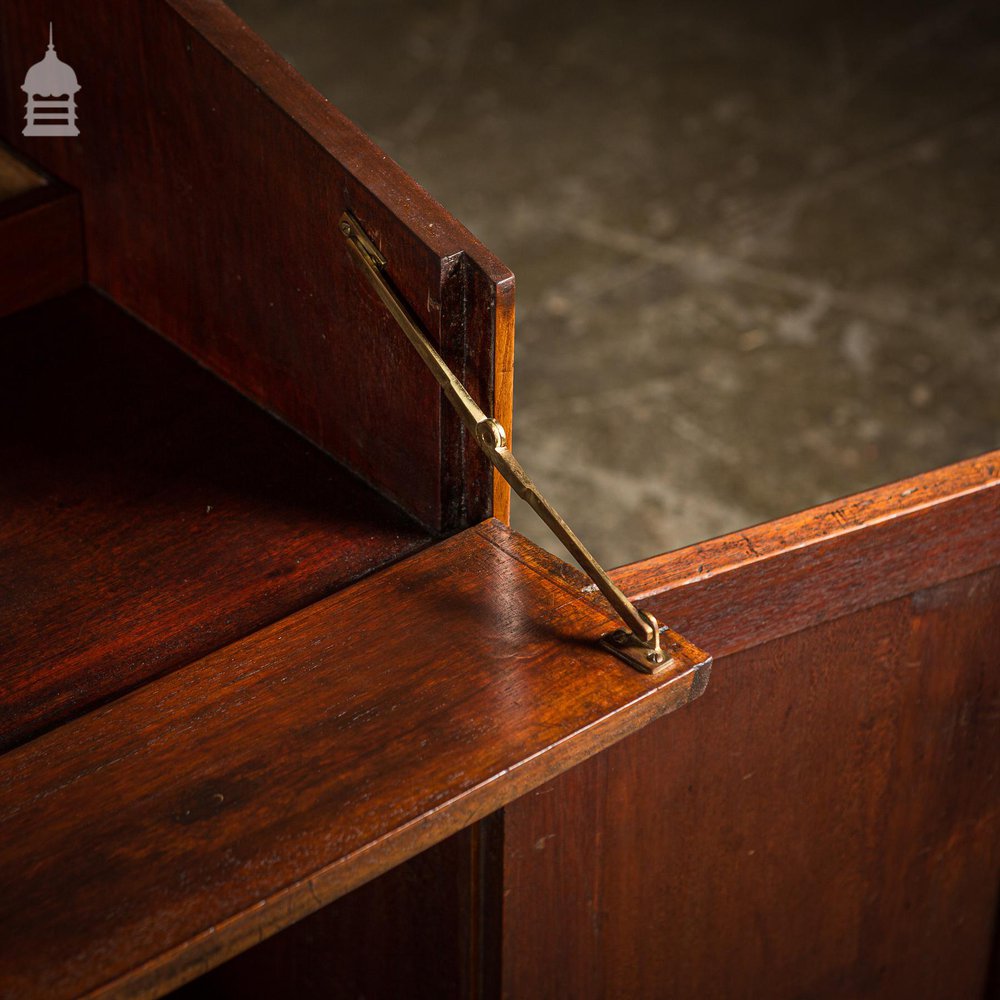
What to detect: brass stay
<box><xmin>340</xmin><ymin>212</ymin><xmax>671</xmax><ymax>674</ymax></box>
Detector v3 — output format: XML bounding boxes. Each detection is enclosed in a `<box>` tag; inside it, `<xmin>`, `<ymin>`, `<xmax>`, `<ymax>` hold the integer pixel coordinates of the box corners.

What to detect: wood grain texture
<box><xmin>0</xmin><ymin>0</ymin><xmax>514</xmax><ymax>532</ymax></box>
<box><xmin>612</xmin><ymin>449</ymin><xmax>1000</xmax><ymax>658</ymax></box>
<box><xmin>502</xmin><ymin>566</ymin><xmax>1000</xmax><ymax>999</ymax></box>
<box><xmin>0</xmin><ymin>519</ymin><xmax>709</xmax><ymax>1000</ymax></box>
<box><xmin>0</xmin><ymin>179</ymin><xmax>83</xmax><ymax>318</ymax></box>
<box><xmin>0</xmin><ymin>289</ymin><xmax>431</xmax><ymax>752</ymax></box>
<box><xmin>172</xmin><ymin>457</ymin><xmax>1000</xmax><ymax>1000</ymax></box>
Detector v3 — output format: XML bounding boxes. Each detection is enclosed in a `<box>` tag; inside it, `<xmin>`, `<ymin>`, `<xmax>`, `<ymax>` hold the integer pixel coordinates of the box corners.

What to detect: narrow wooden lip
<box><xmin>612</xmin><ymin>449</ymin><xmax>1000</xmax><ymax>599</ymax></box>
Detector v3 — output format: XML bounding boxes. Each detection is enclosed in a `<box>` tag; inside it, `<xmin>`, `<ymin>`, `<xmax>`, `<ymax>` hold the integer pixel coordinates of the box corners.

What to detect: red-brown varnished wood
<box><xmin>612</xmin><ymin>449</ymin><xmax>1000</xmax><ymax>657</ymax></box>
<box><xmin>0</xmin><ymin>289</ymin><xmax>431</xmax><ymax>752</ymax></box>
<box><xmin>0</xmin><ymin>175</ymin><xmax>83</xmax><ymax>318</ymax></box>
<box><xmin>0</xmin><ymin>1</ymin><xmax>514</xmax><ymax>532</ymax></box>
<box><xmin>502</xmin><ymin>566</ymin><xmax>1000</xmax><ymax>999</ymax></box>
<box><xmin>0</xmin><ymin>519</ymin><xmax>709</xmax><ymax>1000</ymax></box>
<box><xmin>500</xmin><ymin>455</ymin><xmax>1000</xmax><ymax>998</ymax></box>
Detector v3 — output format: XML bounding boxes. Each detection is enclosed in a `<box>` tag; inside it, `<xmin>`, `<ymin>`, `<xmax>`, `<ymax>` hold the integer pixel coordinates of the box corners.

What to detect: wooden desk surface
<box><xmin>0</xmin><ymin>520</ymin><xmax>707</xmax><ymax>999</ymax></box>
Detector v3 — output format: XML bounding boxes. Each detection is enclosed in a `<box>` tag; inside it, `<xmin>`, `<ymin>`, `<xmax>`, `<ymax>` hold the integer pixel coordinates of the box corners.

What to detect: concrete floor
<box><xmin>230</xmin><ymin>0</ymin><xmax>1000</xmax><ymax>569</ymax></box>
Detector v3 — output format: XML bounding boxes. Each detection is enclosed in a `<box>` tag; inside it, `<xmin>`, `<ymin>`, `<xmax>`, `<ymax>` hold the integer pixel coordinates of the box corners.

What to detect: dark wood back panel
<box><xmin>0</xmin><ymin>1</ymin><xmax>514</xmax><ymax>532</ymax></box>
<box><xmin>502</xmin><ymin>452</ymin><xmax>1000</xmax><ymax>998</ymax></box>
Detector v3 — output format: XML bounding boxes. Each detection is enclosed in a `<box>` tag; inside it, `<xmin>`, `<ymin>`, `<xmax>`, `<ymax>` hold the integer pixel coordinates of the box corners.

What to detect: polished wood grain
<box><xmin>0</xmin><ymin>177</ymin><xmax>82</xmax><ymax>318</ymax></box>
<box><xmin>0</xmin><ymin>290</ymin><xmax>431</xmax><ymax>752</ymax></box>
<box><xmin>500</xmin><ymin>454</ymin><xmax>1000</xmax><ymax>999</ymax></box>
<box><xmin>0</xmin><ymin>0</ymin><xmax>514</xmax><ymax>532</ymax></box>
<box><xmin>503</xmin><ymin>566</ymin><xmax>1000</xmax><ymax>999</ymax></box>
<box><xmin>0</xmin><ymin>519</ymin><xmax>709</xmax><ymax>1000</ymax></box>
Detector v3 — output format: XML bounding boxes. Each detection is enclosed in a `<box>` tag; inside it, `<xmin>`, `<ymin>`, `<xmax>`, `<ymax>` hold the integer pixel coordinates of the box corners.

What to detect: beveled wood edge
<box><xmin>614</xmin><ymin>450</ymin><xmax>1000</xmax><ymax>595</ymax></box>
<box><xmin>22</xmin><ymin>520</ymin><xmax>705</xmax><ymax>1000</ymax></box>
<box><xmin>491</xmin><ymin>276</ymin><xmax>515</xmax><ymax>524</ymax></box>
<box><xmin>611</xmin><ymin>449</ymin><xmax>1000</xmax><ymax>657</ymax></box>
<box><xmin>84</xmin><ymin>673</ymin><xmax>705</xmax><ymax>1000</ymax></box>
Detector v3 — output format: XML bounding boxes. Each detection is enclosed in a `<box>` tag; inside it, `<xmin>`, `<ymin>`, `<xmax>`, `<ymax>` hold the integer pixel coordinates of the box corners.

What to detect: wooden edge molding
<box><xmin>612</xmin><ymin>449</ymin><xmax>1000</xmax><ymax>657</ymax></box>
<box><xmin>0</xmin><ymin>520</ymin><xmax>708</xmax><ymax>1000</ymax></box>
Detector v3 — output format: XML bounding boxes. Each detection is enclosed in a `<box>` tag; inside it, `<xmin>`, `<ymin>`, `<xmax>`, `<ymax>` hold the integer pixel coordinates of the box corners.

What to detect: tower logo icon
<box><xmin>21</xmin><ymin>24</ymin><xmax>80</xmax><ymax>137</ymax></box>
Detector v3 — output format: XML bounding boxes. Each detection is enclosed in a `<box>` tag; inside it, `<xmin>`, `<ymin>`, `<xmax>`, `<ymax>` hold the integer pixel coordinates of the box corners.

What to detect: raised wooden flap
<box><xmin>0</xmin><ymin>1</ymin><xmax>514</xmax><ymax>532</ymax></box>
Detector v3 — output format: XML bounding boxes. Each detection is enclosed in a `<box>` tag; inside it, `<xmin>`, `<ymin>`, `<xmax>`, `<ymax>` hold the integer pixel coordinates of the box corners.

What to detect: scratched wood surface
<box><xmin>501</xmin><ymin>452</ymin><xmax>1000</xmax><ymax>999</ymax></box>
<box><xmin>0</xmin><ymin>0</ymin><xmax>514</xmax><ymax>532</ymax></box>
<box><xmin>0</xmin><ymin>519</ymin><xmax>709</xmax><ymax>1000</ymax></box>
<box><xmin>0</xmin><ymin>290</ymin><xmax>432</xmax><ymax>752</ymax></box>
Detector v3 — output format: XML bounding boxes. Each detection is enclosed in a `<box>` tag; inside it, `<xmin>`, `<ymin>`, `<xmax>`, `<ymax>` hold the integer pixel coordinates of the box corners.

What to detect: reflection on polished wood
<box><xmin>0</xmin><ymin>1</ymin><xmax>997</xmax><ymax>997</ymax></box>
<box><xmin>0</xmin><ymin>520</ymin><xmax>707</xmax><ymax>999</ymax></box>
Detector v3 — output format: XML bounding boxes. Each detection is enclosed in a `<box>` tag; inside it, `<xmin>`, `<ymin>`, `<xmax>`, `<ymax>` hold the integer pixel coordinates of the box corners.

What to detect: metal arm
<box><xmin>340</xmin><ymin>212</ymin><xmax>668</xmax><ymax>672</ymax></box>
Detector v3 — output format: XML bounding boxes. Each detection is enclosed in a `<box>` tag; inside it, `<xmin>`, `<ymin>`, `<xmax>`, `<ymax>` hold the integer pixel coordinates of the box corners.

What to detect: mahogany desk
<box><xmin>0</xmin><ymin>3</ymin><xmax>997</xmax><ymax>998</ymax></box>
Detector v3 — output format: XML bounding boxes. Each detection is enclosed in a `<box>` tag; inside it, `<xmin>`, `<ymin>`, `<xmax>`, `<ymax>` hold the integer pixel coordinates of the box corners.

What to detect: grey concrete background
<box><xmin>230</xmin><ymin>0</ymin><xmax>1000</xmax><ymax>568</ymax></box>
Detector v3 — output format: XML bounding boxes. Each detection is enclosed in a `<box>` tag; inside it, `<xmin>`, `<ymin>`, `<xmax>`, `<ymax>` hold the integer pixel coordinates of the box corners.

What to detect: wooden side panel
<box><xmin>502</xmin><ymin>570</ymin><xmax>1000</xmax><ymax>999</ymax></box>
<box><xmin>0</xmin><ymin>1</ymin><xmax>514</xmax><ymax>532</ymax></box>
<box><xmin>502</xmin><ymin>454</ymin><xmax>1000</xmax><ymax>999</ymax></box>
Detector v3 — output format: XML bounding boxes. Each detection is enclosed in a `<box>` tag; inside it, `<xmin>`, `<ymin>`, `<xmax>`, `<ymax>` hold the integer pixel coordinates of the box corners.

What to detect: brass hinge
<box><xmin>340</xmin><ymin>212</ymin><xmax>674</xmax><ymax>674</ymax></box>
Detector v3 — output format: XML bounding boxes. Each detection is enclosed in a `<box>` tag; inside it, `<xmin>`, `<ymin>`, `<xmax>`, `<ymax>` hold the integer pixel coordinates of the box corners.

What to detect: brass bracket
<box><xmin>340</xmin><ymin>211</ymin><xmax>676</xmax><ymax>674</ymax></box>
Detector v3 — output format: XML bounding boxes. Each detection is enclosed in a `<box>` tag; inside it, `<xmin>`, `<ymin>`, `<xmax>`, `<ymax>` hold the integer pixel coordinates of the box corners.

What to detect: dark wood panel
<box><xmin>612</xmin><ymin>450</ymin><xmax>1000</xmax><ymax>658</ymax></box>
<box><xmin>503</xmin><ymin>566</ymin><xmax>1000</xmax><ymax>999</ymax></box>
<box><xmin>0</xmin><ymin>1</ymin><xmax>514</xmax><ymax>532</ymax></box>
<box><xmin>174</xmin><ymin>817</ymin><xmax>503</xmax><ymax>1000</ymax></box>
<box><xmin>0</xmin><ymin>289</ymin><xmax>431</xmax><ymax>751</ymax></box>
<box><xmin>0</xmin><ymin>179</ymin><xmax>83</xmax><ymax>318</ymax></box>
<box><xmin>0</xmin><ymin>520</ymin><xmax>708</xmax><ymax>1000</ymax></box>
